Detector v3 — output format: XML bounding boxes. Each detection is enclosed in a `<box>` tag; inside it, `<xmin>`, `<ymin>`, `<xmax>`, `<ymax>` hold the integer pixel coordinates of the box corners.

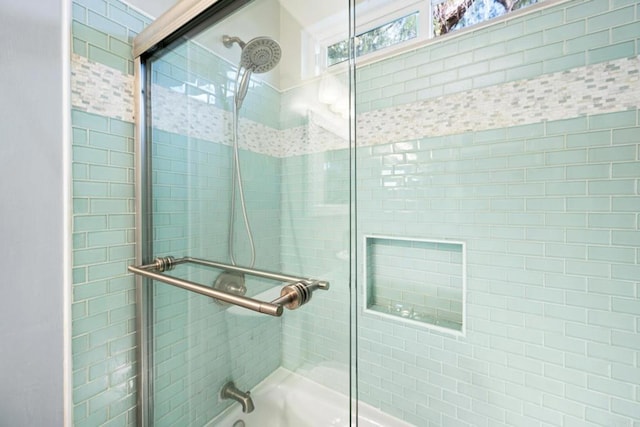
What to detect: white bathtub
<box><xmin>209</xmin><ymin>367</ymin><xmax>413</xmax><ymax>427</ymax></box>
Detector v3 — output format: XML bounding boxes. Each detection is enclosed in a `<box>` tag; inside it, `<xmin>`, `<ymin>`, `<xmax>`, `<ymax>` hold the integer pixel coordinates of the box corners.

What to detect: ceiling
<box><xmin>126</xmin><ymin>0</ymin><xmax>180</xmax><ymax>18</ymax></box>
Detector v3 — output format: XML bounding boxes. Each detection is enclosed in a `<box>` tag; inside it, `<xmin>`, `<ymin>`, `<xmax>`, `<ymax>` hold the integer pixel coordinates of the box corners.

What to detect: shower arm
<box><xmin>222</xmin><ymin>35</ymin><xmax>246</xmax><ymax>49</ymax></box>
<box><xmin>128</xmin><ymin>256</ymin><xmax>329</xmax><ymax>317</ymax></box>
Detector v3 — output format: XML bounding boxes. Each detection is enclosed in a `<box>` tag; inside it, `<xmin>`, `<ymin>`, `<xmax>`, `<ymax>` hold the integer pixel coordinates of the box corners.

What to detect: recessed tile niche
<box><xmin>364</xmin><ymin>235</ymin><xmax>466</xmax><ymax>334</ymax></box>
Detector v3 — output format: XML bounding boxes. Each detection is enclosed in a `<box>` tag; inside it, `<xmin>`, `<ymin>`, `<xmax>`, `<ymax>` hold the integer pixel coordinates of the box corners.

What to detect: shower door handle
<box><xmin>128</xmin><ymin>256</ymin><xmax>329</xmax><ymax>317</ymax></box>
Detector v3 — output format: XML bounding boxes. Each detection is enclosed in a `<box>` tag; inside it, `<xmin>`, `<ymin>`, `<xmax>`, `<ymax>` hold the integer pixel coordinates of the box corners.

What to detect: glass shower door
<box><xmin>133</xmin><ymin>0</ymin><xmax>355</xmax><ymax>425</ymax></box>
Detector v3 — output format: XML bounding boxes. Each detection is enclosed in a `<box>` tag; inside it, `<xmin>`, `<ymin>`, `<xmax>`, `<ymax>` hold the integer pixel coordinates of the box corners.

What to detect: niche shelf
<box><xmin>363</xmin><ymin>235</ymin><xmax>466</xmax><ymax>335</ymax></box>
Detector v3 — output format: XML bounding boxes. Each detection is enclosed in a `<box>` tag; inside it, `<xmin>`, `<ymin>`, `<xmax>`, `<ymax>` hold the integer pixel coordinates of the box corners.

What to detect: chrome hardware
<box><xmin>154</xmin><ymin>256</ymin><xmax>176</xmax><ymax>272</ymax></box>
<box><xmin>271</xmin><ymin>280</ymin><xmax>326</xmax><ymax>310</ymax></box>
<box><xmin>221</xmin><ymin>381</ymin><xmax>254</xmax><ymax>413</ymax></box>
<box><xmin>222</xmin><ymin>35</ymin><xmax>246</xmax><ymax>49</ymax></box>
<box><xmin>212</xmin><ymin>271</ymin><xmax>247</xmax><ymax>305</ymax></box>
<box><xmin>127</xmin><ymin>256</ymin><xmax>329</xmax><ymax>317</ymax></box>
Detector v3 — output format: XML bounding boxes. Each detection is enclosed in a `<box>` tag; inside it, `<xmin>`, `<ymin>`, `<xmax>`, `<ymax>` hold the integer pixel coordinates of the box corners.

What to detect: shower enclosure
<box><xmin>131</xmin><ymin>0</ymin><xmax>357</xmax><ymax>425</ymax></box>
<box><xmin>129</xmin><ymin>0</ymin><xmax>640</xmax><ymax>426</ymax></box>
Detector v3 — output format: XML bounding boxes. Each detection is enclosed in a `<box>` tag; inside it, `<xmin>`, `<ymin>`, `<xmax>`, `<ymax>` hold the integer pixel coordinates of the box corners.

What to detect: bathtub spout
<box><xmin>221</xmin><ymin>381</ymin><xmax>255</xmax><ymax>413</ymax></box>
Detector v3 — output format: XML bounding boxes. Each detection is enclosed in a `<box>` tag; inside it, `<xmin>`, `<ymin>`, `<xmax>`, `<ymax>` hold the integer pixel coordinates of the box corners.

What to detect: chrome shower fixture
<box><xmin>223</xmin><ymin>34</ymin><xmax>281</xmax><ymax>109</ymax></box>
<box><xmin>222</xmin><ymin>35</ymin><xmax>245</xmax><ymax>49</ymax></box>
<box><xmin>222</xmin><ymin>35</ymin><xmax>281</xmax><ymax>73</ymax></box>
<box><xmin>223</xmin><ymin>34</ymin><xmax>282</xmax><ymax>268</ymax></box>
<box><xmin>221</xmin><ymin>381</ymin><xmax>254</xmax><ymax>413</ymax></box>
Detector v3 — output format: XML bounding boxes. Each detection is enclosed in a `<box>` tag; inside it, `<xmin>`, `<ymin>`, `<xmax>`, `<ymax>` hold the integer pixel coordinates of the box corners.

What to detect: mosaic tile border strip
<box><xmin>70</xmin><ymin>53</ymin><xmax>336</xmax><ymax>157</ymax></box>
<box><xmin>357</xmin><ymin>55</ymin><xmax>640</xmax><ymax>148</ymax></box>
<box><xmin>71</xmin><ymin>54</ymin><xmax>135</xmax><ymax>122</ymax></box>
<box><xmin>153</xmin><ymin>85</ymin><xmax>342</xmax><ymax>157</ymax></box>
<box><xmin>71</xmin><ymin>53</ymin><xmax>640</xmax><ymax>157</ymax></box>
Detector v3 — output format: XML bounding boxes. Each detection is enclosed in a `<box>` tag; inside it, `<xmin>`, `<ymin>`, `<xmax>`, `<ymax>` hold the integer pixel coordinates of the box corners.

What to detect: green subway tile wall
<box><xmin>355</xmin><ymin>0</ymin><xmax>640</xmax><ymax>114</ymax></box>
<box><xmin>71</xmin><ymin>0</ymin><xmax>144</xmax><ymax>425</ymax></box>
<box><xmin>149</xmin><ymin>128</ymin><xmax>282</xmax><ymax>424</ymax></box>
<box><xmin>72</xmin><ymin>0</ymin><xmax>150</xmax><ymax>74</ymax></box>
<box><xmin>353</xmin><ymin>111</ymin><xmax>640</xmax><ymax>425</ymax></box>
<box><xmin>71</xmin><ymin>109</ymin><xmax>137</xmax><ymax>426</ymax></box>
<box><xmin>279</xmin><ymin>149</ymin><xmax>351</xmax><ymax>377</ymax></box>
<box><xmin>150</xmin><ymin>37</ymin><xmax>282</xmax><ymax>129</ymax></box>
<box><xmin>350</xmin><ymin>0</ymin><xmax>639</xmax><ymax>424</ymax></box>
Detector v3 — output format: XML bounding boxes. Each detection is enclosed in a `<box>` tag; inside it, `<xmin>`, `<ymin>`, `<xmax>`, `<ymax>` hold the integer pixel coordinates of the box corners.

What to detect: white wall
<box><xmin>0</xmin><ymin>1</ymin><xmax>69</xmax><ymax>424</ymax></box>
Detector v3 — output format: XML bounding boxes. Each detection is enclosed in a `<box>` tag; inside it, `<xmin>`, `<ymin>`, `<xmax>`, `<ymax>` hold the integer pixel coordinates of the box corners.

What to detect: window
<box><xmin>327</xmin><ymin>12</ymin><xmax>419</xmax><ymax>66</ymax></box>
<box><xmin>323</xmin><ymin>0</ymin><xmax>546</xmax><ymax>68</ymax></box>
<box><xmin>432</xmin><ymin>0</ymin><xmax>543</xmax><ymax>36</ymax></box>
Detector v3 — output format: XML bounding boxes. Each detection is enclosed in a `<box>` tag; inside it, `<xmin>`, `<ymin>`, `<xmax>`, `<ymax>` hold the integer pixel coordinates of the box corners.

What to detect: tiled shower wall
<box><xmin>355</xmin><ymin>111</ymin><xmax>640</xmax><ymax>426</ymax></box>
<box><xmin>347</xmin><ymin>0</ymin><xmax>640</xmax><ymax>425</ymax></box>
<box><xmin>71</xmin><ymin>0</ymin><xmax>149</xmax><ymax>424</ymax></box>
<box><xmin>149</xmin><ymin>127</ymin><xmax>282</xmax><ymax>425</ymax></box>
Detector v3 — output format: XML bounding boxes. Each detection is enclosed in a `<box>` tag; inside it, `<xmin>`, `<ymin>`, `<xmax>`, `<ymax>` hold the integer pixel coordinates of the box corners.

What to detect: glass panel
<box><xmin>141</xmin><ymin>0</ymin><xmax>353</xmax><ymax>425</ymax></box>
<box><xmin>355</xmin><ymin>1</ymin><xmax>640</xmax><ymax>426</ymax></box>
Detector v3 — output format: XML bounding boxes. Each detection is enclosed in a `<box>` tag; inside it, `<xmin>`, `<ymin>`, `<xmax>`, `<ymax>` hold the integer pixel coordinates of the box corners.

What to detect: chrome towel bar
<box><xmin>128</xmin><ymin>256</ymin><xmax>329</xmax><ymax>317</ymax></box>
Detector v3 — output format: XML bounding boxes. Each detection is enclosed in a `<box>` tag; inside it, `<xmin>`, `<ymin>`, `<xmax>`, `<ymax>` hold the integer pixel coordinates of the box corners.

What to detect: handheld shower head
<box><xmin>223</xmin><ymin>35</ymin><xmax>281</xmax><ymax>109</ymax></box>
<box><xmin>240</xmin><ymin>37</ymin><xmax>281</xmax><ymax>73</ymax></box>
<box><xmin>223</xmin><ymin>35</ymin><xmax>282</xmax><ymax>73</ymax></box>
<box><xmin>222</xmin><ymin>36</ymin><xmax>282</xmax><ymax>267</ymax></box>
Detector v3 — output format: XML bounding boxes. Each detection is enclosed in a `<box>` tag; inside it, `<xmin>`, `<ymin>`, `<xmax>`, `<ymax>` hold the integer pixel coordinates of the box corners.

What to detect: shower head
<box><xmin>223</xmin><ymin>35</ymin><xmax>281</xmax><ymax>73</ymax></box>
<box><xmin>223</xmin><ymin>35</ymin><xmax>281</xmax><ymax>109</ymax></box>
<box><xmin>239</xmin><ymin>36</ymin><xmax>281</xmax><ymax>73</ymax></box>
